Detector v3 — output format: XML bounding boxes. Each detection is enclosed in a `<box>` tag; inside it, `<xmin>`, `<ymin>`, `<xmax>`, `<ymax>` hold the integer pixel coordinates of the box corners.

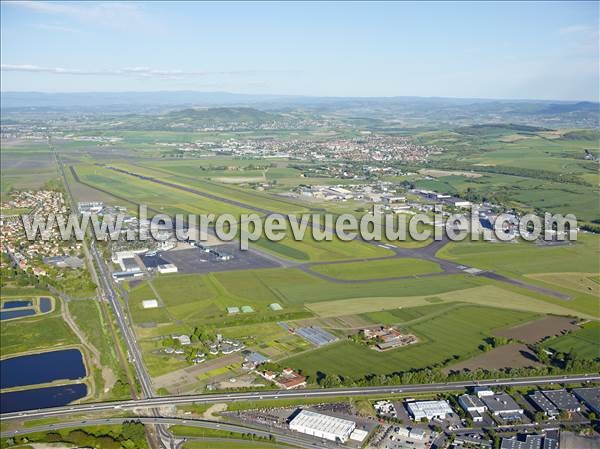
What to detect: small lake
<box><xmin>2</xmin><ymin>300</ymin><xmax>33</xmax><ymax>309</ymax></box>
<box><xmin>1</xmin><ymin>348</ymin><xmax>86</xmax><ymax>389</ymax></box>
<box><xmin>0</xmin><ymin>309</ymin><xmax>36</xmax><ymax>320</ymax></box>
<box><xmin>39</xmin><ymin>297</ymin><xmax>52</xmax><ymax>313</ymax></box>
<box><xmin>0</xmin><ymin>383</ymin><xmax>88</xmax><ymax>413</ymax></box>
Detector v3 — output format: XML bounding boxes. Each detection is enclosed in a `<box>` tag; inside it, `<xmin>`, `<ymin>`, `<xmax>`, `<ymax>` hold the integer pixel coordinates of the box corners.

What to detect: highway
<box><xmin>3</xmin><ymin>374</ymin><xmax>598</xmax><ymax>423</ymax></box>
<box><xmin>0</xmin><ymin>416</ymin><xmax>330</xmax><ymax>449</ymax></box>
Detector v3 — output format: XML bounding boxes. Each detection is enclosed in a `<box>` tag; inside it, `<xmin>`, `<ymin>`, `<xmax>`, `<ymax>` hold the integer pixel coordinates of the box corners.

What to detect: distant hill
<box><xmin>455</xmin><ymin>123</ymin><xmax>552</xmax><ymax>136</ymax></box>
<box><xmin>537</xmin><ymin>101</ymin><xmax>599</xmax><ymax>115</ymax></box>
<box><xmin>109</xmin><ymin>107</ymin><xmax>284</xmax><ymax>131</ymax></box>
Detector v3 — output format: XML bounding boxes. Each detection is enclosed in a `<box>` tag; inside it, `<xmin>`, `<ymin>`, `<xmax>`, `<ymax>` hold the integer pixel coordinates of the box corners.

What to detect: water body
<box><xmin>0</xmin><ymin>309</ymin><xmax>35</xmax><ymax>321</ymax></box>
<box><xmin>2</xmin><ymin>300</ymin><xmax>33</xmax><ymax>309</ymax></box>
<box><xmin>1</xmin><ymin>348</ymin><xmax>86</xmax><ymax>389</ymax></box>
<box><xmin>0</xmin><ymin>383</ymin><xmax>87</xmax><ymax>413</ymax></box>
<box><xmin>39</xmin><ymin>297</ymin><xmax>52</xmax><ymax>313</ymax></box>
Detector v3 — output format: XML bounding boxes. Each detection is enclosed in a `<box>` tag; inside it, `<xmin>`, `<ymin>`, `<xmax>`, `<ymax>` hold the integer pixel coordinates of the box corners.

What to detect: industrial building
<box><xmin>458</xmin><ymin>394</ymin><xmax>486</xmax><ymax>422</ymax></box>
<box><xmin>540</xmin><ymin>389</ymin><xmax>581</xmax><ymax>412</ymax></box>
<box><xmin>289</xmin><ymin>410</ymin><xmax>356</xmax><ymax>443</ymax></box>
<box><xmin>481</xmin><ymin>393</ymin><xmax>523</xmax><ymax>420</ymax></box>
<box><xmin>500</xmin><ymin>434</ymin><xmax>558</xmax><ymax>449</ymax></box>
<box><xmin>573</xmin><ymin>387</ymin><xmax>600</xmax><ymax>415</ymax></box>
<box><xmin>407</xmin><ymin>400</ymin><xmax>454</xmax><ymax>421</ymax></box>
<box><xmin>529</xmin><ymin>391</ymin><xmax>559</xmax><ymax>417</ymax></box>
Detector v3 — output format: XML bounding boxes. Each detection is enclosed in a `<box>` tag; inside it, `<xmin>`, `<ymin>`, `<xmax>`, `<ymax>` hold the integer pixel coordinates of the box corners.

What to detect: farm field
<box><xmin>283</xmin><ymin>305</ymin><xmax>538</xmax><ymax>379</ymax></box>
<box><xmin>494</xmin><ymin>315</ymin><xmax>580</xmax><ymax>343</ymax></box>
<box><xmin>445</xmin><ymin>343</ymin><xmax>543</xmax><ymax>373</ymax></box>
<box><xmin>309</xmin><ymin>258</ymin><xmax>442</xmax><ymax>280</ymax></box>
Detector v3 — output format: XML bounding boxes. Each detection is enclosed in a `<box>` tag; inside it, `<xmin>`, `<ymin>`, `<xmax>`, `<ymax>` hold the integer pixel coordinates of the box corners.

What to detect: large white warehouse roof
<box><xmin>289</xmin><ymin>410</ymin><xmax>355</xmax><ymax>442</ymax></box>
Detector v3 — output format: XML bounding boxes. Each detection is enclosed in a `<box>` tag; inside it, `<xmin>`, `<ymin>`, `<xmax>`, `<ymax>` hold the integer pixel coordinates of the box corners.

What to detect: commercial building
<box><xmin>157</xmin><ymin>263</ymin><xmax>178</xmax><ymax>274</ymax></box>
<box><xmin>573</xmin><ymin>387</ymin><xmax>600</xmax><ymax>415</ymax></box>
<box><xmin>289</xmin><ymin>410</ymin><xmax>356</xmax><ymax>443</ymax></box>
<box><xmin>473</xmin><ymin>387</ymin><xmax>494</xmax><ymax>398</ymax></box>
<box><xmin>458</xmin><ymin>394</ymin><xmax>487</xmax><ymax>422</ymax></box>
<box><xmin>500</xmin><ymin>434</ymin><xmax>558</xmax><ymax>449</ymax></box>
<box><xmin>481</xmin><ymin>393</ymin><xmax>523</xmax><ymax>420</ymax></box>
<box><xmin>120</xmin><ymin>257</ymin><xmax>141</xmax><ymax>273</ymax></box>
<box><xmin>529</xmin><ymin>391</ymin><xmax>559</xmax><ymax>417</ymax></box>
<box><xmin>541</xmin><ymin>389</ymin><xmax>581</xmax><ymax>412</ymax></box>
<box><xmin>407</xmin><ymin>400</ymin><xmax>454</xmax><ymax>421</ymax></box>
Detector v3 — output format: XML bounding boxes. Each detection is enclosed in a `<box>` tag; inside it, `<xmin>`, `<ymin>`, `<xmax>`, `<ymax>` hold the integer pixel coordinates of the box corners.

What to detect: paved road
<box><xmin>0</xmin><ymin>416</ymin><xmax>327</xmax><ymax>449</ymax></box>
<box><xmin>3</xmin><ymin>374</ymin><xmax>597</xmax><ymax>423</ymax></box>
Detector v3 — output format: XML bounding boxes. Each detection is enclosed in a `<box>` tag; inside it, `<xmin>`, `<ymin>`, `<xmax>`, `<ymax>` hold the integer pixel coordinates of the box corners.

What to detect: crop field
<box><xmin>543</xmin><ymin>322</ymin><xmax>600</xmax><ymax>359</ymax></box>
<box><xmin>309</xmin><ymin>258</ymin><xmax>442</xmax><ymax>280</ymax></box>
<box><xmin>283</xmin><ymin>305</ymin><xmax>538</xmax><ymax>379</ymax></box>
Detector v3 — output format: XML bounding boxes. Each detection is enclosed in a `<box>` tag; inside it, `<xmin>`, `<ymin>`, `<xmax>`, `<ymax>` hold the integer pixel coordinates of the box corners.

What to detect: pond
<box><xmin>2</xmin><ymin>300</ymin><xmax>33</xmax><ymax>309</ymax></box>
<box><xmin>0</xmin><ymin>348</ymin><xmax>86</xmax><ymax>389</ymax></box>
<box><xmin>0</xmin><ymin>309</ymin><xmax>36</xmax><ymax>321</ymax></box>
<box><xmin>39</xmin><ymin>297</ymin><xmax>52</xmax><ymax>313</ymax></box>
<box><xmin>0</xmin><ymin>383</ymin><xmax>88</xmax><ymax>413</ymax></box>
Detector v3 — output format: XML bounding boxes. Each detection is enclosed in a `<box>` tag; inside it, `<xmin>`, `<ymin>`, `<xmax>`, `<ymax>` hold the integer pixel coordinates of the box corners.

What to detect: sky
<box><xmin>1</xmin><ymin>1</ymin><xmax>598</xmax><ymax>101</ymax></box>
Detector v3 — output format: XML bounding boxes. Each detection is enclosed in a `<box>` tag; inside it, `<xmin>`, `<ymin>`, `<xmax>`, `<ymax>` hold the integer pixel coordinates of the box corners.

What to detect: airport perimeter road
<box><xmin>0</xmin><ymin>416</ymin><xmax>328</xmax><ymax>449</ymax></box>
<box><xmin>3</xmin><ymin>374</ymin><xmax>598</xmax><ymax>423</ymax></box>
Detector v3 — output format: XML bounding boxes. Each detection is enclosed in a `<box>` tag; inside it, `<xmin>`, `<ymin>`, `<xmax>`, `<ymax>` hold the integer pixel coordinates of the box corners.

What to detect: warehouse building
<box><xmin>500</xmin><ymin>434</ymin><xmax>558</xmax><ymax>449</ymax></box>
<box><xmin>289</xmin><ymin>410</ymin><xmax>355</xmax><ymax>443</ymax></box>
<box><xmin>541</xmin><ymin>389</ymin><xmax>581</xmax><ymax>412</ymax></box>
<box><xmin>482</xmin><ymin>393</ymin><xmax>523</xmax><ymax>420</ymax></box>
<box><xmin>529</xmin><ymin>391</ymin><xmax>559</xmax><ymax>417</ymax></box>
<box><xmin>458</xmin><ymin>394</ymin><xmax>486</xmax><ymax>422</ymax></box>
<box><xmin>407</xmin><ymin>400</ymin><xmax>454</xmax><ymax>421</ymax></box>
<box><xmin>573</xmin><ymin>387</ymin><xmax>600</xmax><ymax>415</ymax></box>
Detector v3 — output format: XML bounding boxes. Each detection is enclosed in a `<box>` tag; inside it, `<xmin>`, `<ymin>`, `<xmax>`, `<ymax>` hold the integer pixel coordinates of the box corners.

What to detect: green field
<box><xmin>284</xmin><ymin>305</ymin><xmax>538</xmax><ymax>379</ymax></box>
<box><xmin>543</xmin><ymin>322</ymin><xmax>600</xmax><ymax>359</ymax></box>
<box><xmin>309</xmin><ymin>258</ymin><xmax>442</xmax><ymax>280</ymax></box>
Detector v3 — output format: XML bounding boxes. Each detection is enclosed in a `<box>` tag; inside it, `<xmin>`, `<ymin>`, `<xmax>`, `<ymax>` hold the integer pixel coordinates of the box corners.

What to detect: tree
<box><xmin>121</xmin><ymin>421</ymin><xmax>146</xmax><ymax>442</ymax></box>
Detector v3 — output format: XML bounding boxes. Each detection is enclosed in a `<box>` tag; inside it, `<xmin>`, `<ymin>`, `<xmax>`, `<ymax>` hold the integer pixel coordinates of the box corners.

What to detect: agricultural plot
<box><xmin>309</xmin><ymin>258</ymin><xmax>442</xmax><ymax>280</ymax></box>
<box><xmin>283</xmin><ymin>305</ymin><xmax>538</xmax><ymax>379</ymax></box>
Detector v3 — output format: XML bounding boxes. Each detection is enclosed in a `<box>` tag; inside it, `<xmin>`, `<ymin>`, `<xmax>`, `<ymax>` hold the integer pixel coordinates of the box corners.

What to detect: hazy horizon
<box><xmin>1</xmin><ymin>1</ymin><xmax>598</xmax><ymax>101</ymax></box>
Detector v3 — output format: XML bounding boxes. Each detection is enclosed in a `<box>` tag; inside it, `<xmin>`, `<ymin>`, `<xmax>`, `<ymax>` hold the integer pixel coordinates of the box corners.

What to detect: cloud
<box><xmin>4</xmin><ymin>1</ymin><xmax>161</xmax><ymax>32</ymax></box>
<box><xmin>0</xmin><ymin>64</ymin><xmax>292</xmax><ymax>81</ymax></box>
<box><xmin>559</xmin><ymin>24</ymin><xmax>591</xmax><ymax>35</ymax></box>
